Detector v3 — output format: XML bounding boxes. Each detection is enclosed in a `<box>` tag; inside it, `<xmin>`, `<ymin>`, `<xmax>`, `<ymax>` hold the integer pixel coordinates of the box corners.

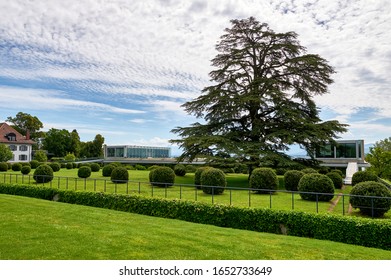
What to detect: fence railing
<box><xmin>1</xmin><ymin>173</ymin><xmax>390</xmax><ymax>218</ymax></box>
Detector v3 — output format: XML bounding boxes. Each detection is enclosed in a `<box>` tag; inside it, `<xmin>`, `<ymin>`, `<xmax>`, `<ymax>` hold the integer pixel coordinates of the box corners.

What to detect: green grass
<box><xmin>1</xmin><ymin>194</ymin><xmax>390</xmax><ymax>260</ymax></box>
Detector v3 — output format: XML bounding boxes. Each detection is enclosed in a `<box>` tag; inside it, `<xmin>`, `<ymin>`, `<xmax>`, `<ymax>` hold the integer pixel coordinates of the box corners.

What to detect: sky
<box><xmin>0</xmin><ymin>0</ymin><xmax>390</xmax><ymax>157</ymax></box>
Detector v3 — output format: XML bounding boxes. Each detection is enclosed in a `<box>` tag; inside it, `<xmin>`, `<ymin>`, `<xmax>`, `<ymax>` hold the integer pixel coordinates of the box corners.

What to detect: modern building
<box><xmin>104</xmin><ymin>145</ymin><xmax>171</xmax><ymax>159</ymax></box>
<box><xmin>0</xmin><ymin>122</ymin><xmax>35</xmax><ymax>162</ymax></box>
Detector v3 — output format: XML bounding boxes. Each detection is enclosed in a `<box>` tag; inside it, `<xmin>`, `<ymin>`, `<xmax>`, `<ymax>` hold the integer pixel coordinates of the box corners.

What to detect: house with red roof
<box><xmin>0</xmin><ymin>122</ymin><xmax>36</xmax><ymax>162</ymax></box>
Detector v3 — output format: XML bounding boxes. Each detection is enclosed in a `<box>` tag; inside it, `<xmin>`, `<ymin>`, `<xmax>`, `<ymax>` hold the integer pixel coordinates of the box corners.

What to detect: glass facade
<box><xmin>106</xmin><ymin>145</ymin><xmax>170</xmax><ymax>158</ymax></box>
<box><xmin>315</xmin><ymin>140</ymin><xmax>364</xmax><ymax>159</ymax></box>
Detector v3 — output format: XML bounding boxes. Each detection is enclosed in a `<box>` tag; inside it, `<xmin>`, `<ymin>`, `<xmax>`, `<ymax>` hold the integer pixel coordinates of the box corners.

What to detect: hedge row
<box><xmin>0</xmin><ymin>183</ymin><xmax>390</xmax><ymax>251</ymax></box>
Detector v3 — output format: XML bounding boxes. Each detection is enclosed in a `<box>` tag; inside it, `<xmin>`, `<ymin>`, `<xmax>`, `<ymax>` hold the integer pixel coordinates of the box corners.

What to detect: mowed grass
<box><xmin>1</xmin><ymin>194</ymin><xmax>391</xmax><ymax>260</ymax></box>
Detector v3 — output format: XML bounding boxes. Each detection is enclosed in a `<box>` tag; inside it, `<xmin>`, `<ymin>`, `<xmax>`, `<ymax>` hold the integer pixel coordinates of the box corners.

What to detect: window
<box><xmin>7</xmin><ymin>133</ymin><xmax>16</xmax><ymax>141</ymax></box>
<box><xmin>19</xmin><ymin>145</ymin><xmax>28</xmax><ymax>151</ymax></box>
<box><xmin>315</xmin><ymin>144</ymin><xmax>334</xmax><ymax>158</ymax></box>
<box><xmin>336</xmin><ymin>143</ymin><xmax>357</xmax><ymax>158</ymax></box>
<box><xmin>9</xmin><ymin>145</ymin><xmax>17</xmax><ymax>151</ymax></box>
<box><xmin>19</xmin><ymin>155</ymin><xmax>28</xmax><ymax>161</ymax></box>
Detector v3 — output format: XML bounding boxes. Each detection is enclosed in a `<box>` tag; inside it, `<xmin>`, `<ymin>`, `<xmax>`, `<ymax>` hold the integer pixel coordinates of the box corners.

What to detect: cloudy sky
<box><xmin>0</xmin><ymin>0</ymin><xmax>390</xmax><ymax>156</ymax></box>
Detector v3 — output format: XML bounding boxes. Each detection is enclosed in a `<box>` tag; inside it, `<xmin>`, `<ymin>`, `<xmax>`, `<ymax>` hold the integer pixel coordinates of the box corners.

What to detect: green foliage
<box><xmin>66</xmin><ymin>162</ymin><xmax>73</xmax><ymax>169</ymax></box>
<box><xmin>301</xmin><ymin>168</ymin><xmax>318</xmax><ymax>174</ymax></box>
<box><xmin>366</xmin><ymin>137</ymin><xmax>391</xmax><ymax>179</ymax></box>
<box><xmin>194</xmin><ymin>167</ymin><xmax>211</xmax><ymax>189</ymax></box>
<box><xmin>49</xmin><ymin>162</ymin><xmax>61</xmax><ymax>172</ymax></box>
<box><xmin>34</xmin><ymin>150</ymin><xmax>47</xmax><ymax>162</ymax></box>
<box><xmin>102</xmin><ymin>164</ymin><xmax>116</xmax><ymax>177</ymax></box>
<box><xmin>174</xmin><ymin>164</ymin><xmax>186</xmax><ymax>176</ymax></box>
<box><xmin>111</xmin><ymin>167</ymin><xmax>129</xmax><ymax>184</ymax></box>
<box><xmin>78</xmin><ymin>166</ymin><xmax>92</xmax><ymax>179</ymax></box>
<box><xmin>0</xmin><ymin>144</ymin><xmax>13</xmax><ymax>162</ymax></box>
<box><xmin>249</xmin><ymin>168</ymin><xmax>278</xmax><ymax>194</ymax></box>
<box><xmin>11</xmin><ymin>163</ymin><xmax>22</xmax><ymax>171</ymax></box>
<box><xmin>200</xmin><ymin>167</ymin><xmax>226</xmax><ymax>195</ymax></box>
<box><xmin>29</xmin><ymin>160</ymin><xmax>40</xmax><ymax>169</ymax></box>
<box><xmin>330</xmin><ymin>169</ymin><xmax>344</xmax><ymax>178</ymax></box>
<box><xmin>185</xmin><ymin>165</ymin><xmax>197</xmax><ymax>173</ymax></box>
<box><xmin>148</xmin><ymin>165</ymin><xmax>160</xmax><ymax>171</ymax></box>
<box><xmin>350</xmin><ymin>181</ymin><xmax>391</xmax><ymax>217</ymax></box>
<box><xmin>64</xmin><ymin>153</ymin><xmax>76</xmax><ymax>162</ymax></box>
<box><xmin>352</xmin><ymin>171</ymin><xmax>378</xmax><ymax>186</ymax></box>
<box><xmin>90</xmin><ymin>163</ymin><xmax>100</xmax><ymax>172</ymax></box>
<box><xmin>298</xmin><ymin>173</ymin><xmax>335</xmax><ymax>201</ymax></box>
<box><xmin>326</xmin><ymin>172</ymin><xmax>343</xmax><ymax>189</ymax></box>
<box><xmin>0</xmin><ymin>162</ymin><xmax>8</xmax><ymax>172</ymax></box>
<box><xmin>21</xmin><ymin>165</ymin><xmax>31</xmax><ymax>175</ymax></box>
<box><xmin>134</xmin><ymin>164</ymin><xmax>146</xmax><ymax>170</ymax></box>
<box><xmin>6</xmin><ymin>112</ymin><xmax>43</xmax><ymax>141</ymax></box>
<box><xmin>33</xmin><ymin>164</ymin><xmax>54</xmax><ymax>183</ymax></box>
<box><xmin>284</xmin><ymin>170</ymin><xmax>304</xmax><ymax>191</ymax></box>
<box><xmin>149</xmin><ymin>166</ymin><xmax>175</xmax><ymax>187</ymax></box>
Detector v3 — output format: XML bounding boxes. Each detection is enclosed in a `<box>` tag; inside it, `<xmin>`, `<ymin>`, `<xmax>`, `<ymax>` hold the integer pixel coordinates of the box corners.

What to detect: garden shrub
<box><xmin>147</xmin><ymin>165</ymin><xmax>160</xmax><ymax>171</ymax></box>
<box><xmin>64</xmin><ymin>153</ymin><xmax>76</xmax><ymax>162</ymax></box>
<box><xmin>249</xmin><ymin>167</ymin><xmax>278</xmax><ymax>194</ymax></box>
<box><xmin>111</xmin><ymin>167</ymin><xmax>129</xmax><ymax>184</ymax></box>
<box><xmin>301</xmin><ymin>168</ymin><xmax>318</xmax><ymax>174</ymax></box>
<box><xmin>352</xmin><ymin>171</ymin><xmax>378</xmax><ymax>186</ymax></box>
<box><xmin>7</xmin><ymin>162</ymin><xmax>11</xmax><ymax>170</ymax></box>
<box><xmin>298</xmin><ymin>173</ymin><xmax>335</xmax><ymax>201</ymax></box>
<box><xmin>11</xmin><ymin>163</ymin><xmax>22</xmax><ymax>172</ymax></box>
<box><xmin>185</xmin><ymin>165</ymin><xmax>197</xmax><ymax>173</ymax></box>
<box><xmin>21</xmin><ymin>165</ymin><xmax>31</xmax><ymax>175</ymax></box>
<box><xmin>284</xmin><ymin>170</ymin><xmax>304</xmax><ymax>191</ymax></box>
<box><xmin>29</xmin><ymin>160</ymin><xmax>40</xmax><ymax>169</ymax></box>
<box><xmin>49</xmin><ymin>162</ymin><xmax>61</xmax><ymax>172</ymax></box>
<box><xmin>174</xmin><ymin>164</ymin><xmax>186</xmax><ymax>176</ymax></box>
<box><xmin>200</xmin><ymin>167</ymin><xmax>226</xmax><ymax>195</ymax></box>
<box><xmin>90</xmin><ymin>163</ymin><xmax>100</xmax><ymax>172</ymax></box>
<box><xmin>102</xmin><ymin>164</ymin><xmax>116</xmax><ymax>177</ymax></box>
<box><xmin>0</xmin><ymin>162</ymin><xmax>9</xmax><ymax>172</ymax></box>
<box><xmin>149</xmin><ymin>166</ymin><xmax>175</xmax><ymax>187</ymax></box>
<box><xmin>326</xmin><ymin>172</ymin><xmax>343</xmax><ymax>189</ymax></box>
<box><xmin>135</xmin><ymin>164</ymin><xmax>146</xmax><ymax>170</ymax></box>
<box><xmin>318</xmin><ymin>166</ymin><xmax>330</xmax><ymax>174</ymax></box>
<box><xmin>34</xmin><ymin>150</ymin><xmax>47</xmax><ymax>162</ymax></box>
<box><xmin>78</xmin><ymin>166</ymin><xmax>92</xmax><ymax>179</ymax></box>
<box><xmin>33</xmin><ymin>164</ymin><xmax>54</xmax><ymax>183</ymax></box>
<box><xmin>350</xmin><ymin>181</ymin><xmax>391</xmax><ymax>217</ymax></box>
<box><xmin>330</xmin><ymin>169</ymin><xmax>344</xmax><ymax>178</ymax></box>
<box><xmin>66</xmin><ymin>162</ymin><xmax>73</xmax><ymax>169</ymax></box>
<box><xmin>194</xmin><ymin>167</ymin><xmax>211</xmax><ymax>189</ymax></box>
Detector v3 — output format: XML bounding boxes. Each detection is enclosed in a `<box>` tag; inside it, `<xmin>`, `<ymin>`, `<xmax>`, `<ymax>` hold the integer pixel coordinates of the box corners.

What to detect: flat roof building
<box><xmin>104</xmin><ymin>145</ymin><xmax>171</xmax><ymax>159</ymax></box>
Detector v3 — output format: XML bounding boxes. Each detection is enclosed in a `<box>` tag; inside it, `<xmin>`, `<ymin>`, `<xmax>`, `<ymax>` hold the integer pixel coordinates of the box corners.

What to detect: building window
<box><xmin>315</xmin><ymin>144</ymin><xmax>334</xmax><ymax>158</ymax></box>
<box><xmin>19</xmin><ymin>145</ymin><xmax>28</xmax><ymax>151</ymax></box>
<box><xmin>336</xmin><ymin>143</ymin><xmax>357</xmax><ymax>158</ymax></box>
<box><xmin>7</xmin><ymin>133</ymin><xmax>16</xmax><ymax>141</ymax></box>
<box><xmin>9</xmin><ymin>144</ymin><xmax>17</xmax><ymax>151</ymax></box>
<box><xmin>19</xmin><ymin>155</ymin><xmax>28</xmax><ymax>161</ymax></box>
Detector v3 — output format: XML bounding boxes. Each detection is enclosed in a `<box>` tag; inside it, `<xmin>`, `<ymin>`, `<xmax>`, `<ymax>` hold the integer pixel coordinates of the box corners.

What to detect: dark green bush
<box><xmin>149</xmin><ymin>166</ymin><xmax>175</xmax><ymax>187</ymax></box>
<box><xmin>352</xmin><ymin>171</ymin><xmax>378</xmax><ymax>186</ymax></box>
<box><xmin>21</xmin><ymin>165</ymin><xmax>31</xmax><ymax>175</ymax></box>
<box><xmin>185</xmin><ymin>165</ymin><xmax>197</xmax><ymax>173</ymax></box>
<box><xmin>148</xmin><ymin>165</ymin><xmax>160</xmax><ymax>171</ymax></box>
<box><xmin>318</xmin><ymin>166</ymin><xmax>330</xmax><ymax>174</ymax></box>
<box><xmin>29</xmin><ymin>160</ymin><xmax>40</xmax><ymax>169</ymax></box>
<box><xmin>0</xmin><ymin>162</ymin><xmax>9</xmax><ymax>172</ymax></box>
<box><xmin>298</xmin><ymin>173</ymin><xmax>335</xmax><ymax>201</ymax></box>
<box><xmin>66</xmin><ymin>162</ymin><xmax>73</xmax><ymax>169</ymax></box>
<box><xmin>174</xmin><ymin>164</ymin><xmax>186</xmax><ymax>176</ymax></box>
<box><xmin>11</xmin><ymin>163</ymin><xmax>22</xmax><ymax>171</ymax></box>
<box><xmin>330</xmin><ymin>169</ymin><xmax>344</xmax><ymax>178</ymax></box>
<box><xmin>350</xmin><ymin>181</ymin><xmax>391</xmax><ymax>217</ymax></box>
<box><xmin>194</xmin><ymin>167</ymin><xmax>211</xmax><ymax>189</ymax></box>
<box><xmin>326</xmin><ymin>172</ymin><xmax>343</xmax><ymax>189</ymax></box>
<box><xmin>301</xmin><ymin>168</ymin><xmax>318</xmax><ymax>174</ymax></box>
<box><xmin>102</xmin><ymin>164</ymin><xmax>116</xmax><ymax>177</ymax></box>
<box><xmin>111</xmin><ymin>167</ymin><xmax>129</xmax><ymax>184</ymax></box>
<box><xmin>284</xmin><ymin>170</ymin><xmax>304</xmax><ymax>191</ymax></box>
<box><xmin>49</xmin><ymin>162</ymin><xmax>61</xmax><ymax>172</ymax></box>
<box><xmin>33</xmin><ymin>164</ymin><xmax>54</xmax><ymax>183</ymax></box>
<box><xmin>90</xmin><ymin>163</ymin><xmax>100</xmax><ymax>172</ymax></box>
<box><xmin>78</xmin><ymin>166</ymin><xmax>92</xmax><ymax>179</ymax></box>
<box><xmin>249</xmin><ymin>168</ymin><xmax>278</xmax><ymax>194</ymax></box>
<box><xmin>135</xmin><ymin>164</ymin><xmax>146</xmax><ymax>170</ymax></box>
<box><xmin>200</xmin><ymin>167</ymin><xmax>226</xmax><ymax>195</ymax></box>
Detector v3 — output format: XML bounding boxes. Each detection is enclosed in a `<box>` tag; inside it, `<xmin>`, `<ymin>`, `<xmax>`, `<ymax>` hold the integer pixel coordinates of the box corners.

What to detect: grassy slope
<box><xmin>1</xmin><ymin>194</ymin><xmax>390</xmax><ymax>260</ymax></box>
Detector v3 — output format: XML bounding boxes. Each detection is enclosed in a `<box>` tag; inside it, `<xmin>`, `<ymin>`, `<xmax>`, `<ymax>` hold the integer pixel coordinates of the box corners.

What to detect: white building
<box><xmin>0</xmin><ymin>122</ymin><xmax>35</xmax><ymax>162</ymax></box>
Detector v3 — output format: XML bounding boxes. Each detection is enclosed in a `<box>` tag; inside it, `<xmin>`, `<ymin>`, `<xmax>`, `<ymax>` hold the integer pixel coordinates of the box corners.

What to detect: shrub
<box><xmin>135</xmin><ymin>164</ymin><xmax>146</xmax><ymax>170</ymax></box>
<box><xmin>111</xmin><ymin>167</ymin><xmax>129</xmax><ymax>184</ymax></box>
<box><xmin>34</xmin><ymin>150</ymin><xmax>47</xmax><ymax>162</ymax></box>
<box><xmin>66</xmin><ymin>162</ymin><xmax>73</xmax><ymax>169</ymax></box>
<box><xmin>11</xmin><ymin>163</ymin><xmax>22</xmax><ymax>171</ymax></box>
<box><xmin>194</xmin><ymin>167</ymin><xmax>211</xmax><ymax>189</ymax></box>
<box><xmin>64</xmin><ymin>153</ymin><xmax>76</xmax><ymax>162</ymax></box>
<box><xmin>149</xmin><ymin>166</ymin><xmax>175</xmax><ymax>187</ymax></box>
<box><xmin>29</xmin><ymin>160</ymin><xmax>39</xmax><ymax>169</ymax></box>
<box><xmin>185</xmin><ymin>165</ymin><xmax>197</xmax><ymax>173</ymax></box>
<box><xmin>330</xmin><ymin>169</ymin><xmax>344</xmax><ymax>178</ymax></box>
<box><xmin>352</xmin><ymin>171</ymin><xmax>378</xmax><ymax>186</ymax></box>
<box><xmin>298</xmin><ymin>173</ymin><xmax>335</xmax><ymax>201</ymax></box>
<box><xmin>174</xmin><ymin>164</ymin><xmax>186</xmax><ymax>176</ymax></box>
<box><xmin>200</xmin><ymin>168</ymin><xmax>226</xmax><ymax>195</ymax></box>
<box><xmin>284</xmin><ymin>170</ymin><xmax>304</xmax><ymax>191</ymax></box>
<box><xmin>90</xmin><ymin>163</ymin><xmax>100</xmax><ymax>172</ymax></box>
<box><xmin>49</xmin><ymin>162</ymin><xmax>61</xmax><ymax>172</ymax></box>
<box><xmin>102</xmin><ymin>164</ymin><xmax>116</xmax><ymax>177</ymax></box>
<box><xmin>0</xmin><ymin>162</ymin><xmax>9</xmax><ymax>172</ymax></box>
<box><xmin>21</xmin><ymin>165</ymin><xmax>31</xmax><ymax>175</ymax></box>
<box><xmin>78</xmin><ymin>166</ymin><xmax>92</xmax><ymax>179</ymax></box>
<box><xmin>148</xmin><ymin>165</ymin><xmax>160</xmax><ymax>171</ymax></box>
<box><xmin>350</xmin><ymin>181</ymin><xmax>391</xmax><ymax>217</ymax></box>
<box><xmin>318</xmin><ymin>166</ymin><xmax>330</xmax><ymax>174</ymax></box>
<box><xmin>249</xmin><ymin>168</ymin><xmax>278</xmax><ymax>194</ymax></box>
<box><xmin>301</xmin><ymin>168</ymin><xmax>318</xmax><ymax>174</ymax></box>
<box><xmin>326</xmin><ymin>172</ymin><xmax>343</xmax><ymax>189</ymax></box>
<box><xmin>33</xmin><ymin>164</ymin><xmax>54</xmax><ymax>183</ymax></box>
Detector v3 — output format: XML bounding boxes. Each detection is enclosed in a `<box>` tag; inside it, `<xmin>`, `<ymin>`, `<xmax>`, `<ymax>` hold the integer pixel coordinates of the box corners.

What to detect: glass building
<box><xmin>104</xmin><ymin>145</ymin><xmax>171</xmax><ymax>159</ymax></box>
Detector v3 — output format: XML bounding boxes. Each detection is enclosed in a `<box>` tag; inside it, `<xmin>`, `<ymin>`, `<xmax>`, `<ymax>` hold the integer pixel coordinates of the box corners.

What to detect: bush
<box><xmin>102</xmin><ymin>164</ymin><xmax>116</xmax><ymax>177</ymax></box>
<box><xmin>301</xmin><ymin>168</ymin><xmax>318</xmax><ymax>174</ymax></box>
<box><xmin>29</xmin><ymin>160</ymin><xmax>40</xmax><ymax>169</ymax></box>
<box><xmin>352</xmin><ymin>171</ymin><xmax>378</xmax><ymax>186</ymax></box>
<box><xmin>149</xmin><ymin>166</ymin><xmax>175</xmax><ymax>187</ymax></box>
<box><xmin>64</xmin><ymin>153</ymin><xmax>76</xmax><ymax>162</ymax></box>
<box><xmin>174</xmin><ymin>164</ymin><xmax>186</xmax><ymax>176</ymax></box>
<box><xmin>33</xmin><ymin>164</ymin><xmax>54</xmax><ymax>183</ymax></box>
<box><xmin>34</xmin><ymin>150</ymin><xmax>47</xmax><ymax>162</ymax></box>
<box><xmin>135</xmin><ymin>164</ymin><xmax>146</xmax><ymax>170</ymax></box>
<box><xmin>284</xmin><ymin>170</ymin><xmax>304</xmax><ymax>191</ymax></box>
<box><xmin>194</xmin><ymin>167</ymin><xmax>211</xmax><ymax>189</ymax></box>
<box><xmin>66</xmin><ymin>162</ymin><xmax>73</xmax><ymax>169</ymax></box>
<box><xmin>185</xmin><ymin>165</ymin><xmax>197</xmax><ymax>173</ymax></box>
<box><xmin>330</xmin><ymin>169</ymin><xmax>344</xmax><ymax>178</ymax></box>
<box><xmin>326</xmin><ymin>172</ymin><xmax>343</xmax><ymax>189</ymax></box>
<box><xmin>111</xmin><ymin>167</ymin><xmax>129</xmax><ymax>184</ymax></box>
<box><xmin>49</xmin><ymin>162</ymin><xmax>61</xmax><ymax>172</ymax></box>
<box><xmin>21</xmin><ymin>165</ymin><xmax>31</xmax><ymax>175</ymax></box>
<box><xmin>249</xmin><ymin>168</ymin><xmax>278</xmax><ymax>194</ymax></box>
<box><xmin>0</xmin><ymin>162</ymin><xmax>9</xmax><ymax>172</ymax></box>
<box><xmin>78</xmin><ymin>166</ymin><xmax>92</xmax><ymax>179</ymax></box>
<box><xmin>11</xmin><ymin>163</ymin><xmax>22</xmax><ymax>171</ymax></box>
<box><xmin>350</xmin><ymin>181</ymin><xmax>391</xmax><ymax>217</ymax></box>
<box><xmin>200</xmin><ymin>168</ymin><xmax>226</xmax><ymax>195</ymax></box>
<box><xmin>90</xmin><ymin>163</ymin><xmax>100</xmax><ymax>172</ymax></box>
<box><xmin>298</xmin><ymin>173</ymin><xmax>335</xmax><ymax>201</ymax></box>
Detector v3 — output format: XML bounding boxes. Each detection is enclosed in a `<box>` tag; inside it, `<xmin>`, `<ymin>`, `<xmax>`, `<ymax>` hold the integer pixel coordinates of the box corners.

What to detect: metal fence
<box><xmin>1</xmin><ymin>173</ymin><xmax>390</xmax><ymax>218</ymax></box>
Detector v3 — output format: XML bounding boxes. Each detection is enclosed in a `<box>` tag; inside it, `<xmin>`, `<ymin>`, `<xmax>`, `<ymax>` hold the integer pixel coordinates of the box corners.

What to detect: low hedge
<box><xmin>0</xmin><ymin>183</ymin><xmax>390</xmax><ymax>251</ymax></box>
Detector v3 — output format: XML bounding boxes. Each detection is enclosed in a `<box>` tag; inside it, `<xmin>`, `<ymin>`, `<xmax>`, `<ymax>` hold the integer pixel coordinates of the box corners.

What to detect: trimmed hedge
<box><xmin>78</xmin><ymin>166</ymin><xmax>92</xmax><ymax>179</ymax></box>
<box><xmin>21</xmin><ymin>165</ymin><xmax>31</xmax><ymax>175</ymax></box>
<box><xmin>12</xmin><ymin>163</ymin><xmax>22</xmax><ymax>171</ymax></box>
<box><xmin>249</xmin><ymin>168</ymin><xmax>278</xmax><ymax>194</ymax></box>
<box><xmin>174</xmin><ymin>164</ymin><xmax>186</xmax><ymax>176</ymax></box>
<box><xmin>298</xmin><ymin>173</ymin><xmax>335</xmax><ymax>202</ymax></box>
<box><xmin>149</xmin><ymin>166</ymin><xmax>175</xmax><ymax>187</ymax></box>
<box><xmin>111</xmin><ymin>167</ymin><xmax>129</xmax><ymax>184</ymax></box>
<box><xmin>33</xmin><ymin>164</ymin><xmax>54</xmax><ymax>183</ymax></box>
<box><xmin>200</xmin><ymin>167</ymin><xmax>226</xmax><ymax>195</ymax></box>
<box><xmin>352</xmin><ymin>171</ymin><xmax>378</xmax><ymax>186</ymax></box>
<box><xmin>284</xmin><ymin>170</ymin><xmax>304</xmax><ymax>191</ymax></box>
<box><xmin>0</xmin><ymin>183</ymin><xmax>390</xmax><ymax>251</ymax></box>
<box><xmin>0</xmin><ymin>162</ymin><xmax>8</xmax><ymax>172</ymax></box>
<box><xmin>49</xmin><ymin>162</ymin><xmax>61</xmax><ymax>172</ymax></box>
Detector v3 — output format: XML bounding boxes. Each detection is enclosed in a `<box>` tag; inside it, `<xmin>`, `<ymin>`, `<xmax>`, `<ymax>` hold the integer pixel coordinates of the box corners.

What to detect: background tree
<box><xmin>43</xmin><ymin>128</ymin><xmax>72</xmax><ymax>157</ymax></box>
<box><xmin>6</xmin><ymin>112</ymin><xmax>44</xmax><ymax>141</ymax></box>
<box><xmin>171</xmin><ymin>17</ymin><xmax>347</xmax><ymax>171</ymax></box>
<box><xmin>366</xmin><ymin>137</ymin><xmax>391</xmax><ymax>179</ymax></box>
<box><xmin>69</xmin><ymin>129</ymin><xmax>81</xmax><ymax>157</ymax></box>
<box><xmin>0</xmin><ymin>144</ymin><xmax>13</xmax><ymax>162</ymax></box>
<box><xmin>80</xmin><ymin>134</ymin><xmax>105</xmax><ymax>158</ymax></box>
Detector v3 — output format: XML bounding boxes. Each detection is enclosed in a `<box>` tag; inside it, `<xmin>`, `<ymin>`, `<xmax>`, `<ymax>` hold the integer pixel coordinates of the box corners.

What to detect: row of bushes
<box><xmin>0</xmin><ymin>183</ymin><xmax>389</xmax><ymax>250</ymax></box>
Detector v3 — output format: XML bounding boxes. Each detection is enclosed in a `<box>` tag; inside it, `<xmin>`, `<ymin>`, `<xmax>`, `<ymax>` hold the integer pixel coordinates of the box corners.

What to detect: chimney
<box><xmin>26</xmin><ymin>130</ymin><xmax>30</xmax><ymax>140</ymax></box>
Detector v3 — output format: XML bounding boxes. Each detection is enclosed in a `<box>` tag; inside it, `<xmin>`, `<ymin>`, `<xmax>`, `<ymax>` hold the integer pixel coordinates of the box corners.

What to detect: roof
<box><xmin>0</xmin><ymin>122</ymin><xmax>36</xmax><ymax>145</ymax></box>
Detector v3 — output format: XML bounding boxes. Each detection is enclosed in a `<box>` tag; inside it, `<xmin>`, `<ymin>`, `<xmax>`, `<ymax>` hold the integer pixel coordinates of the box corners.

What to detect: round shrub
<box><xmin>194</xmin><ymin>167</ymin><xmax>211</xmax><ymax>189</ymax></box>
<box><xmin>149</xmin><ymin>166</ymin><xmax>175</xmax><ymax>187</ymax></box>
<box><xmin>78</xmin><ymin>166</ymin><xmax>91</xmax><ymax>178</ymax></box>
<box><xmin>21</xmin><ymin>165</ymin><xmax>31</xmax><ymax>175</ymax></box>
<box><xmin>330</xmin><ymin>169</ymin><xmax>344</xmax><ymax>178</ymax></box>
<box><xmin>174</xmin><ymin>164</ymin><xmax>186</xmax><ymax>176</ymax></box>
<box><xmin>185</xmin><ymin>165</ymin><xmax>197</xmax><ymax>173</ymax></box>
<box><xmin>102</xmin><ymin>164</ymin><xmax>116</xmax><ymax>177</ymax></box>
<box><xmin>0</xmin><ymin>162</ymin><xmax>9</xmax><ymax>172</ymax></box>
<box><xmin>350</xmin><ymin>181</ymin><xmax>391</xmax><ymax>217</ymax></box>
<box><xmin>90</xmin><ymin>163</ymin><xmax>101</xmax><ymax>172</ymax></box>
<box><xmin>66</xmin><ymin>162</ymin><xmax>73</xmax><ymax>169</ymax></box>
<box><xmin>11</xmin><ymin>163</ymin><xmax>22</xmax><ymax>171</ymax></box>
<box><xmin>326</xmin><ymin>172</ymin><xmax>343</xmax><ymax>189</ymax></box>
<box><xmin>49</xmin><ymin>162</ymin><xmax>61</xmax><ymax>172</ymax></box>
<box><xmin>200</xmin><ymin>168</ymin><xmax>226</xmax><ymax>195</ymax></box>
<box><xmin>249</xmin><ymin>168</ymin><xmax>278</xmax><ymax>194</ymax></box>
<box><xmin>352</xmin><ymin>171</ymin><xmax>378</xmax><ymax>186</ymax></box>
<box><xmin>298</xmin><ymin>173</ymin><xmax>335</xmax><ymax>201</ymax></box>
<box><xmin>301</xmin><ymin>168</ymin><xmax>318</xmax><ymax>174</ymax></box>
<box><xmin>284</xmin><ymin>170</ymin><xmax>304</xmax><ymax>191</ymax></box>
<box><xmin>33</xmin><ymin>164</ymin><xmax>54</xmax><ymax>183</ymax></box>
<box><xmin>111</xmin><ymin>167</ymin><xmax>129</xmax><ymax>183</ymax></box>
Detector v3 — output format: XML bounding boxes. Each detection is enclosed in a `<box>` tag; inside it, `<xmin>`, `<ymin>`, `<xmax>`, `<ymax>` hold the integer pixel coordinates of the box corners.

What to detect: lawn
<box><xmin>1</xmin><ymin>194</ymin><xmax>390</xmax><ymax>260</ymax></box>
